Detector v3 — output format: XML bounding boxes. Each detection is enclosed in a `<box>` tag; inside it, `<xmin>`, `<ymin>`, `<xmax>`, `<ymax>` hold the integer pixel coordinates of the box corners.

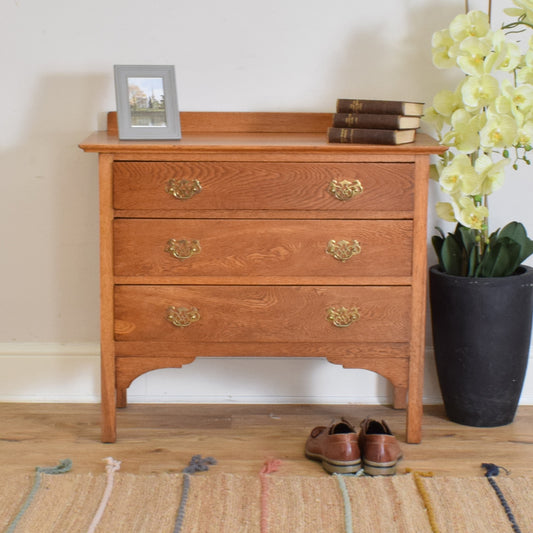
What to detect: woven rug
<box><xmin>1</xmin><ymin>458</ymin><xmax>532</xmax><ymax>533</ymax></box>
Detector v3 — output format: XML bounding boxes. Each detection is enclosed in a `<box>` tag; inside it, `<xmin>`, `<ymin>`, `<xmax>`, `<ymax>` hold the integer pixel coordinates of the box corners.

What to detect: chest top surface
<box><xmin>79</xmin><ymin>111</ymin><xmax>446</xmax><ymax>157</ymax></box>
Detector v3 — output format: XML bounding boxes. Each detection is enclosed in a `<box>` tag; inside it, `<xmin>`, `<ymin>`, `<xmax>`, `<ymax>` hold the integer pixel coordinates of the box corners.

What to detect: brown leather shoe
<box><xmin>358</xmin><ymin>418</ymin><xmax>402</xmax><ymax>476</ymax></box>
<box><xmin>305</xmin><ymin>419</ymin><xmax>361</xmax><ymax>474</ymax></box>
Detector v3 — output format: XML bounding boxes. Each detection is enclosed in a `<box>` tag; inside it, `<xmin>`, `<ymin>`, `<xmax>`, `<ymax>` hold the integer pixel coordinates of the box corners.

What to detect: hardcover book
<box><xmin>336</xmin><ymin>99</ymin><xmax>424</xmax><ymax>117</ymax></box>
<box><xmin>327</xmin><ymin>127</ymin><xmax>416</xmax><ymax>145</ymax></box>
<box><xmin>332</xmin><ymin>113</ymin><xmax>420</xmax><ymax>130</ymax></box>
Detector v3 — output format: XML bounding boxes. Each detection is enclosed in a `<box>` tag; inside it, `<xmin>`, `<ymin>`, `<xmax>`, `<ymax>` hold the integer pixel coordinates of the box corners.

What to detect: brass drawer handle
<box><xmin>328</xmin><ymin>179</ymin><xmax>363</xmax><ymax>201</ymax></box>
<box><xmin>166</xmin><ymin>306</ymin><xmax>201</xmax><ymax>327</ymax></box>
<box><xmin>326</xmin><ymin>239</ymin><xmax>361</xmax><ymax>262</ymax></box>
<box><xmin>165</xmin><ymin>238</ymin><xmax>201</xmax><ymax>260</ymax></box>
<box><xmin>326</xmin><ymin>306</ymin><xmax>360</xmax><ymax>328</ymax></box>
<box><xmin>166</xmin><ymin>178</ymin><xmax>202</xmax><ymax>200</ymax></box>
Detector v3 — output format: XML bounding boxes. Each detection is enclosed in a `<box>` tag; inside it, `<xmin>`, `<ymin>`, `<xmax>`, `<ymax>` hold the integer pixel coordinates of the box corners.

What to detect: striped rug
<box><xmin>1</xmin><ymin>458</ymin><xmax>532</xmax><ymax>533</ymax></box>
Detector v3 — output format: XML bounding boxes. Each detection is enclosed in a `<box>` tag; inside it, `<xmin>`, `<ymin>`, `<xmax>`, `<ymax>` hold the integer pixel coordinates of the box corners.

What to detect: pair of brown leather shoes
<box><xmin>304</xmin><ymin>417</ymin><xmax>402</xmax><ymax>476</ymax></box>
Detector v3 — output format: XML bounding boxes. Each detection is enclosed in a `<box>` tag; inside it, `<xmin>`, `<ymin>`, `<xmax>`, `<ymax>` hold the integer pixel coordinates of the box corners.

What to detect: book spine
<box><xmin>333</xmin><ymin>113</ymin><xmax>402</xmax><ymax>129</ymax></box>
<box><xmin>336</xmin><ymin>99</ymin><xmax>407</xmax><ymax>115</ymax></box>
<box><xmin>327</xmin><ymin>127</ymin><xmax>400</xmax><ymax>144</ymax></box>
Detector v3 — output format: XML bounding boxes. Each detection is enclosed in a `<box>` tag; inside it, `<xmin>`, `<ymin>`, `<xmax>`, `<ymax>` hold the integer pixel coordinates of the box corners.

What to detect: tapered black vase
<box><xmin>429</xmin><ymin>265</ymin><xmax>533</xmax><ymax>427</ymax></box>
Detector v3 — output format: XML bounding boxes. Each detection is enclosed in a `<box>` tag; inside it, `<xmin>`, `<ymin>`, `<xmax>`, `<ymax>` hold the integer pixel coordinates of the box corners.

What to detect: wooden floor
<box><xmin>1</xmin><ymin>403</ymin><xmax>533</xmax><ymax>478</ymax></box>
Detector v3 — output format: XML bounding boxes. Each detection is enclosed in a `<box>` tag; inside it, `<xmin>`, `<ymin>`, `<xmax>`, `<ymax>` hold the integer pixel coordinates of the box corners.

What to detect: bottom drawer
<box><xmin>114</xmin><ymin>285</ymin><xmax>411</xmax><ymax>343</ymax></box>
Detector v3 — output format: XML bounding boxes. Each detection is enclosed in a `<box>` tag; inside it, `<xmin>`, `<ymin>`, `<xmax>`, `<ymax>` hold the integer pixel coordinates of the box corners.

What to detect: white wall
<box><xmin>1</xmin><ymin>0</ymin><xmax>532</xmax><ymax>404</ymax></box>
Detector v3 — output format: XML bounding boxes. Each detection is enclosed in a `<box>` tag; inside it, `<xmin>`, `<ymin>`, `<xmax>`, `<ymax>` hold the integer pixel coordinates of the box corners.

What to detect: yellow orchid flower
<box><xmin>449</xmin><ymin>11</ymin><xmax>491</xmax><ymax>42</ymax></box>
<box><xmin>432</xmin><ymin>29</ymin><xmax>458</xmax><ymax>69</ymax></box>
<box><xmin>438</xmin><ymin>153</ymin><xmax>481</xmax><ymax>195</ymax></box>
<box><xmin>484</xmin><ymin>30</ymin><xmax>522</xmax><ymax>73</ymax></box>
<box><xmin>501</xmin><ymin>79</ymin><xmax>533</xmax><ymax>112</ymax></box>
<box><xmin>498</xmin><ymin>80</ymin><xmax>527</xmax><ymax>125</ymax></box>
<box><xmin>461</xmin><ymin>74</ymin><xmax>500</xmax><ymax>110</ymax></box>
<box><xmin>457</xmin><ymin>36</ymin><xmax>492</xmax><ymax>76</ymax></box>
<box><xmin>432</xmin><ymin>85</ymin><xmax>464</xmax><ymax>118</ymax></box>
<box><xmin>479</xmin><ymin>112</ymin><xmax>517</xmax><ymax>150</ymax></box>
<box><xmin>494</xmin><ymin>83</ymin><xmax>533</xmax><ymax>126</ymax></box>
<box><xmin>474</xmin><ymin>154</ymin><xmax>509</xmax><ymax>195</ymax></box>
<box><xmin>422</xmin><ymin>107</ymin><xmax>446</xmax><ymax>138</ymax></box>
<box><xmin>517</xmin><ymin>38</ymin><xmax>533</xmax><ymax>83</ymax></box>
<box><xmin>442</xmin><ymin>109</ymin><xmax>483</xmax><ymax>153</ymax></box>
<box><xmin>517</xmin><ymin>66</ymin><xmax>533</xmax><ymax>85</ymax></box>
<box><xmin>435</xmin><ymin>202</ymin><xmax>457</xmax><ymax>223</ymax></box>
<box><xmin>494</xmin><ymin>93</ymin><xmax>513</xmax><ymax>116</ymax></box>
<box><xmin>453</xmin><ymin>197</ymin><xmax>489</xmax><ymax>230</ymax></box>
<box><xmin>515</xmin><ymin>120</ymin><xmax>533</xmax><ymax>146</ymax></box>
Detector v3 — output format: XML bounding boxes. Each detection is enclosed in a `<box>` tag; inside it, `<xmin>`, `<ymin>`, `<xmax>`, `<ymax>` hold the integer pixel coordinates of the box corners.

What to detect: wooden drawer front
<box><xmin>114</xmin><ymin>285</ymin><xmax>411</xmax><ymax>343</ymax></box>
<box><xmin>114</xmin><ymin>219</ymin><xmax>413</xmax><ymax>278</ymax></box>
<box><xmin>113</xmin><ymin>162</ymin><xmax>414</xmax><ymax>212</ymax></box>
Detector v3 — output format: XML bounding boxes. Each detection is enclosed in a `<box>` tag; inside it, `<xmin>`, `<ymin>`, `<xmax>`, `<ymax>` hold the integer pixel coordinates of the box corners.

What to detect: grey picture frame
<box><xmin>114</xmin><ymin>65</ymin><xmax>181</xmax><ymax>140</ymax></box>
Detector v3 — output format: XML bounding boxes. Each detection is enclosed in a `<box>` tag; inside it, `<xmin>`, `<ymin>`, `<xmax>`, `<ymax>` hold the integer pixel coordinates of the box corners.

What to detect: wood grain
<box><xmin>406</xmin><ymin>154</ymin><xmax>432</xmax><ymax>443</ymax></box>
<box><xmin>1</xmin><ymin>403</ymin><xmax>532</xmax><ymax>478</ymax></box>
<box><xmin>113</xmin><ymin>285</ymin><xmax>411</xmax><ymax>343</ymax></box>
<box><xmin>98</xmin><ymin>154</ymin><xmax>117</xmax><ymax>443</ymax></box>
<box><xmin>113</xmin><ymin>161</ymin><xmax>414</xmax><ymax>213</ymax></box>
<box><xmin>107</xmin><ymin>110</ymin><xmax>335</xmax><ymax>135</ymax></box>
<box><xmin>113</xmin><ymin>219</ymin><xmax>413</xmax><ymax>279</ymax></box>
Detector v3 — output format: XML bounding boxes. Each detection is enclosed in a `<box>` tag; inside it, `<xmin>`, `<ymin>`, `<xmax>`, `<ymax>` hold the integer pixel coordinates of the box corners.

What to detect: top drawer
<box><xmin>113</xmin><ymin>162</ymin><xmax>414</xmax><ymax>213</ymax></box>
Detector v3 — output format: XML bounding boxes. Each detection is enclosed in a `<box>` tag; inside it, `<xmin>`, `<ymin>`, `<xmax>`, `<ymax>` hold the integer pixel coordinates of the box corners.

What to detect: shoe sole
<box><xmin>363</xmin><ymin>459</ymin><xmax>399</xmax><ymax>476</ymax></box>
<box><xmin>305</xmin><ymin>451</ymin><xmax>362</xmax><ymax>474</ymax></box>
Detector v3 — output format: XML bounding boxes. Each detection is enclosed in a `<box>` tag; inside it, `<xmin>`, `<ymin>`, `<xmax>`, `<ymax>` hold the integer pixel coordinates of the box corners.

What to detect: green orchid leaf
<box><xmin>467</xmin><ymin>245</ymin><xmax>478</xmax><ymax>277</ymax></box>
<box><xmin>522</xmin><ymin>239</ymin><xmax>533</xmax><ymax>263</ymax></box>
<box><xmin>458</xmin><ymin>225</ymin><xmax>477</xmax><ymax>257</ymax></box>
<box><xmin>432</xmin><ymin>235</ymin><xmax>445</xmax><ymax>270</ymax></box>
<box><xmin>488</xmin><ymin>227</ymin><xmax>500</xmax><ymax>245</ymax></box>
<box><xmin>441</xmin><ymin>234</ymin><xmax>466</xmax><ymax>276</ymax></box>
<box><xmin>477</xmin><ymin>238</ymin><xmax>521</xmax><ymax>277</ymax></box>
<box><xmin>499</xmin><ymin>222</ymin><xmax>533</xmax><ymax>263</ymax></box>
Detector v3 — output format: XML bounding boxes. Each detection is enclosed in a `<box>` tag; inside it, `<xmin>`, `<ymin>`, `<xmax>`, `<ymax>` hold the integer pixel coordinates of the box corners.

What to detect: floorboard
<box><xmin>1</xmin><ymin>403</ymin><xmax>532</xmax><ymax>477</ymax></box>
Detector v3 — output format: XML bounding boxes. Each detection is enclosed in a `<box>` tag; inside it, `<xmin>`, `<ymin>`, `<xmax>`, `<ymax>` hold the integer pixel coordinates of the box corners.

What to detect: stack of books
<box><xmin>327</xmin><ymin>99</ymin><xmax>423</xmax><ymax>145</ymax></box>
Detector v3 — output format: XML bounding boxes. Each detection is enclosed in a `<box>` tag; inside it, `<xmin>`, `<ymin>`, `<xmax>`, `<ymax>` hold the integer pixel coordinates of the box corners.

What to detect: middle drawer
<box><xmin>114</xmin><ymin>285</ymin><xmax>411</xmax><ymax>343</ymax></box>
<box><xmin>114</xmin><ymin>219</ymin><xmax>413</xmax><ymax>279</ymax></box>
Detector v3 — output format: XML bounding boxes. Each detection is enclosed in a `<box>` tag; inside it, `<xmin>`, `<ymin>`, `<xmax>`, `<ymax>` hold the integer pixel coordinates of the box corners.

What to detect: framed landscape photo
<box><xmin>114</xmin><ymin>65</ymin><xmax>181</xmax><ymax>140</ymax></box>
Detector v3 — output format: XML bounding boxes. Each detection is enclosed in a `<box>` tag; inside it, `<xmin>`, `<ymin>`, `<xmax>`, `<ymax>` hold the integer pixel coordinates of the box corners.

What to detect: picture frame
<box><xmin>113</xmin><ymin>65</ymin><xmax>181</xmax><ymax>140</ymax></box>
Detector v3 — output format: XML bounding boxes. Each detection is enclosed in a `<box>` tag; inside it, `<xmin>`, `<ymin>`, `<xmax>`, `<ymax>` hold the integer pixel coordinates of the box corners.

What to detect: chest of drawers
<box><xmin>80</xmin><ymin>112</ymin><xmax>445</xmax><ymax>443</ymax></box>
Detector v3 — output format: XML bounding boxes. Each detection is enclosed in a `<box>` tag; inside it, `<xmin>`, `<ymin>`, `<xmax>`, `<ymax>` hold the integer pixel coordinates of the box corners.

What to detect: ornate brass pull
<box><xmin>166</xmin><ymin>306</ymin><xmax>201</xmax><ymax>327</ymax></box>
<box><xmin>166</xmin><ymin>178</ymin><xmax>202</xmax><ymax>200</ymax></box>
<box><xmin>326</xmin><ymin>306</ymin><xmax>360</xmax><ymax>328</ymax></box>
<box><xmin>165</xmin><ymin>238</ymin><xmax>201</xmax><ymax>260</ymax></box>
<box><xmin>328</xmin><ymin>179</ymin><xmax>363</xmax><ymax>201</ymax></box>
<box><xmin>326</xmin><ymin>239</ymin><xmax>361</xmax><ymax>262</ymax></box>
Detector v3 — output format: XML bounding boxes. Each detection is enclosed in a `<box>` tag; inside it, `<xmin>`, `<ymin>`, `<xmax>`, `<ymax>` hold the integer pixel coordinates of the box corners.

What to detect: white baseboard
<box><xmin>0</xmin><ymin>342</ymin><xmax>531</xmax><ymax>405</ymax></box>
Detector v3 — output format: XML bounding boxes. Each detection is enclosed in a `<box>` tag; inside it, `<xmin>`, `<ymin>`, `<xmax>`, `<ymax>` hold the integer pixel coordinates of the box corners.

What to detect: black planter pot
<box><xmin>429</xmin><ymin>265</ymin><xmax>533</xmax><ymax>427</ymax></box>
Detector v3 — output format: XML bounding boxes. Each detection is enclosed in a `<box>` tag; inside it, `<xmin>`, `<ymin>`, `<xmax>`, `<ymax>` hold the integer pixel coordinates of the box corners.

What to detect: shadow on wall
<box><xmin>0</xmin><ymin>73</ymin><xmax>111</xmax><ymax>343</ymax></box>
<box><xmin>323</xmin><ymin>0</ymin><xmax>464</xmax><ymax>107</ymax></box>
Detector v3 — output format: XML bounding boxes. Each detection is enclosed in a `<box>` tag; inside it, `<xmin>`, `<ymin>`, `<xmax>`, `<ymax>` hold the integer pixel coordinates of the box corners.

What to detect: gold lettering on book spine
<box><xmin>346</xmin><ymin>115</ymin><xmax>358</xmax><ymax>127</ymax></box>
<box><xmin>349</xmin><ymin>101</ymin><xmax>363</xmax><ymax>112</ymax></box>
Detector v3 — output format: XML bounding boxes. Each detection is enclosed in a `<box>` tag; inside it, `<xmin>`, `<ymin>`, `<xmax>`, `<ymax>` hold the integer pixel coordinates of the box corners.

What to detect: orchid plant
<box><xmin>424</xmin><ymin>0</ymin><xmax>533</xmax><ymax>276</ymax></box>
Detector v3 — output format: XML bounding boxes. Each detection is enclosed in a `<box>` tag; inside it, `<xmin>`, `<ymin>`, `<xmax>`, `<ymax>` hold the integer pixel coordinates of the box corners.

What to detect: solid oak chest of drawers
<box><xmin>80</xmin><ymin>111</ymin><xmax>445</xmax><ymax>443</ymax></box>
